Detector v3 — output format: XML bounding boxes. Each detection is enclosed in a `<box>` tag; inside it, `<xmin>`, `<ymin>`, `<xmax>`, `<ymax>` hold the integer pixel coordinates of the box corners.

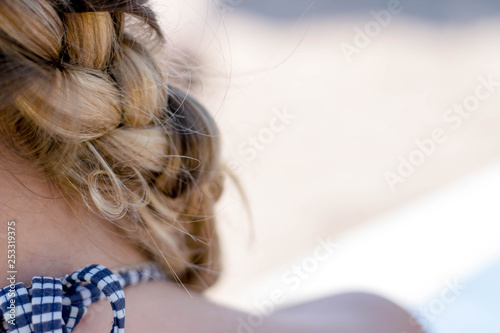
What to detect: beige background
<box><xmin>152</xmin><ymin>0</ymin><xmax>500</xmax><ymax>312</ymax></box>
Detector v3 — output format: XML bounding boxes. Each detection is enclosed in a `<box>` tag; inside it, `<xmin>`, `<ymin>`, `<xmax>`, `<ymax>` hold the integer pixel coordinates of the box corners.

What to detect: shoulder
<box><xmin>272</xmin><ymin>292</ymin><xmax>425</xmax><ymax>333</ymax></box>
<box><xmin>124</xmin><ymin>280</ymin><xmax>217</xmax><ymax>332</ymax></box>
<box><xmin>74</xmin><ymin>280</ymin><xmax>244</xmax><ymax>333</ymax></box>
<box><xmin>74</xmin><ymin>284</ymin><xmax>425</xmax><ymax>333</ymax></box>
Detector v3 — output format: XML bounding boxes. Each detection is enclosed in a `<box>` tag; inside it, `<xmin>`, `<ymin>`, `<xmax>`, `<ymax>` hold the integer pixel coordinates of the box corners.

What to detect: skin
<box><xmin>0</xmin><ymin>146</ymin><xmax>424</xmax><ymax>333</ymax></box>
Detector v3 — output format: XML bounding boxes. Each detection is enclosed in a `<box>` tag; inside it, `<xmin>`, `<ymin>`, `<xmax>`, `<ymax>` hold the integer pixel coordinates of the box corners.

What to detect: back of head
<box><xmin>0</xmin><ymin>0</ymin><xmax>224</xmax><ymax>290</ymax></box>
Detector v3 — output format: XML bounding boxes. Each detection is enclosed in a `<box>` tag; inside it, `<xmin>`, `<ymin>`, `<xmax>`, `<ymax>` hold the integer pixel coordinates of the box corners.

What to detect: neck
<box><xmin>0</xmin><ymin>151</ymin><xmax>149</xmax><ymax>285</ymax></box>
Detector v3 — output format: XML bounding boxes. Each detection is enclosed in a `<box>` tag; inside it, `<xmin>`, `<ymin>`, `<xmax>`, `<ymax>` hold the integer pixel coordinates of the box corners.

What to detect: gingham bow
<box><xmin>0</xmin><ymin>263</ymin><xmax>164</xmax><ymax>333</ymax></box>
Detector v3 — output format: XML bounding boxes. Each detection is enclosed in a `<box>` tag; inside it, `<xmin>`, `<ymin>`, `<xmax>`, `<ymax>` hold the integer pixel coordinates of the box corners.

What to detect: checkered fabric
<box><xmin>0</xmin><ymin>262</ymin><xmax>165</xmax><ymax>333</ymax></box>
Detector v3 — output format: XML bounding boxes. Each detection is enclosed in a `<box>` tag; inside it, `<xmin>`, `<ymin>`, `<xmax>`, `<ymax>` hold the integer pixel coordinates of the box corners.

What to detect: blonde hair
<box><xmin>0</xmin><ymin>0</ymin><xmax>224</xmax><ymax>290</ymax></box>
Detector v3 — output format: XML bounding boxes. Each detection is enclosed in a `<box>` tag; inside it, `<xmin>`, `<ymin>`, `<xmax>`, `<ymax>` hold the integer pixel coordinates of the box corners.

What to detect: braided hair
<box><xmin>0</xmin><ymin>0</ymin><xmax>224</xmax><ymax>290</ymax></box>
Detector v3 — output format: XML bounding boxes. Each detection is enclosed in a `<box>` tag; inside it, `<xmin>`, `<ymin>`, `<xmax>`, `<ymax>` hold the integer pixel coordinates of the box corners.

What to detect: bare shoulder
<box><xmin>74</xmin><ymin>279</ymin><xmax>244</xmax><ymax>333</ymax></box>
<box><xmin>124</xmin><ymin>280</ymin><xmax>240</xmax><ymax>332</ymax></box>
<box><xmin>74</xmin><ymin>282</ymin><xmax>425</xmax><ymax>333</ymax></box>
<box><xmin>273</xmin><ymin>292</ymin><xmax>425</xmax><ymax>333</ymax></box>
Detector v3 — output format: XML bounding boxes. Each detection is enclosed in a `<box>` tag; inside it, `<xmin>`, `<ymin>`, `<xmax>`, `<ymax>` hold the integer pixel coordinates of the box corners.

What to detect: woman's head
<box><xmin>0</xmin><ymin>0</ymin><xmax>224</xmax><ymax>290</ymax></box>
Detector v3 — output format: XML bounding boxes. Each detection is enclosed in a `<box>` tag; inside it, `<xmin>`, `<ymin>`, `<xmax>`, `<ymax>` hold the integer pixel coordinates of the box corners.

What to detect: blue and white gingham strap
<box><xmin>0</xmin><ymin>262</ymin><xmax>165</xmax><ymax>333</ymax></box>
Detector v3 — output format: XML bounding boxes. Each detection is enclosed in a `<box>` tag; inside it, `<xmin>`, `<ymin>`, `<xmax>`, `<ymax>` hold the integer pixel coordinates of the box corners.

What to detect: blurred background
<box><xmin>153</xmin><ymin>1</ymin><xmax>500</xmax><ymax>332</ymax></box>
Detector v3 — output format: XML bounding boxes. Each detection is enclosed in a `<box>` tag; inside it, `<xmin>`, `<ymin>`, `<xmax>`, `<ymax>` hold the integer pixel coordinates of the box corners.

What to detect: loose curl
<box><xmin>0</xmin><ymin>0</ymin><xmax>224</xmax><ymax>290</ymax></box>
